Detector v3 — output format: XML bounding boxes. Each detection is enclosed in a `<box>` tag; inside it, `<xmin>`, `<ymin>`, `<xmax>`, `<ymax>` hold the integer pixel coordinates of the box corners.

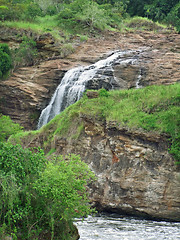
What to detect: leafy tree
<box><xmin>0</xmin><ymin>143</ymin><xmax>46</xmax><ymax>239</ymax></box>
<box><xmin>33</xmin><ymin>154</ymin><xmax>95</xmax><ymax>237</ymax></box>
<box><xmin>77</xmin><ymin>1</ymin><xmax>110</xmax><ymax>30</ymax></box>
<box><xmin>0</xmin><ymin>142</ymin><xmax>95</xmax><ymax>239</ymax></box>
<box><xmin>166</xmin><ymin>2</ymin><xmax>180</xmax><ymax>32</ymax></box>
<box><xmin>0</xmin><ymin>43</ymin><xmax>12</xmax><ymax>79</ymax></box>
<box><xmin>127</xmin><ymin>0</ymin><xmax>152</xmax><ymax>17</ymax></box>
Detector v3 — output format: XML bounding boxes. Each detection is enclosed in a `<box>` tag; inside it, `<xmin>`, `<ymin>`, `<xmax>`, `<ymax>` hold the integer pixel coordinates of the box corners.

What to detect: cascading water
<box><xmin>38</xmin><ymin>50</ymin><xmax>143</xmax><ymax>129</ymax></box>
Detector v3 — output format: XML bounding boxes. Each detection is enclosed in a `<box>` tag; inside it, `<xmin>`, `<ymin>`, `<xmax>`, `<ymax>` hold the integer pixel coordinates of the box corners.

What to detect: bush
<box><xmin>0</xmin><ymin>142</ymin><xmax>95</xmax><ymax>239</ymax></box>
<box><xmin>0</xmin><ymin>5</ymin><xmax>9</xmax><ymax>21</ymax></box>
<box><xmin>0</xmin><ymin>43</ymin><xmax>12</xmax><ymax>79</ymax></box>
<box><xmin>22</xmin><ymin>3</ymin><xmax>43</xmax><ymax>21</ymax></box>
<box><xmin>99</xmin><ymin>88</ymin><xmax>109</xmax><ymax>97</ymax></box>
<box><xmin>12</xmin><ymin>36</ymin><xmax>37</xmax><ymax>69</ymax></box>
<box><xmin>76</xmin><ymin>1</ymin><xmax>110</xmax><ymax>30</ymax></box>
<box><xmin>57</xmin><ymin>0</ymin><xmax>116</xmax><ymax>33</ymax></box>
<box><xmin>166</xmin><ymin>2</ymin><xmax>180</xmax><ymax>32</ymax></box>
<box><xmin>33</xmin><ymin>154</ymin><xmax>95</xmax><ymax>231</ymax></box>
<box><xmin>0</xmin><ymin>114</ymin><xmax>23</xmax><ymax>142</ymax></box>
<box><xmin>0</xmin><ymin>143</ymin><xmax>46</xmax><ymax>238</ymax></box>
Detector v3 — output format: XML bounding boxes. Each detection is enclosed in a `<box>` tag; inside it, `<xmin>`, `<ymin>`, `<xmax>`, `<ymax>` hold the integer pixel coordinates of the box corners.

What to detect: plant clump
<box><xmin>0</xmin><ymin>142</ymin><xmax>95</xmax><ymax>239</ymax></box>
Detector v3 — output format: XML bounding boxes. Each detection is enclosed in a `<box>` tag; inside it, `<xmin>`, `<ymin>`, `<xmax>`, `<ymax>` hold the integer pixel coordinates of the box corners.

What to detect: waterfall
<box><xmin>37</xmin><ymin>50</ymin><xmax>142</xmax><ymax>129</ymax></box>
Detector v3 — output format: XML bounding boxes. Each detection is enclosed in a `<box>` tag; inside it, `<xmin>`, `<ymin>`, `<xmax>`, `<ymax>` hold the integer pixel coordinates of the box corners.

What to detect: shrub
<box><xmin>0</xmin><ymin>114</ymin><xmax>23</xmax><ymax>142</ymax></box>
<box><xmin>99</xmin><ymin>88</ymin><xmax>109</xmax><ymax>97</ymax></box>
<box><xmin>166</xmin><ymin>2</ymin><xmax>180</xmax><ymax>32</ymax></box>
<box><xmin>0</xmin><ymin>142</ymin><xmax>95</xmax><ymax>239</ymax></box>
<box><xmin>0</xmin><ymin>5</ymin><xmax>9</xmax><ymax>21</ymax></box>
<box><xmin>57</xmin><ymin>0</ymin><xmax>113</xmax><ymax>33</ymax></box>
<box><xmin>76</xmin><ymin>1</ymin><xmax>110</xmax><ymax>30</ymax></box>
<box><xmin>0</xmin><ymin>142</ymin><xmax>46</xmax><ymax>238</ymax></box>
<box><xmin>33</xmin><ymin>154</ymin><xmax>95</xmax><ymax>235</ymax></box>
<box><xmin>0</xmin><ymin>43</ymin><xmax>12</xmax><ymax>79</ymax></box>
<box><xmin>22</xmin><ymin>2</ymin><xmax>42</xmax><ymax>21</ymax></box>
<box><xmin>12</xmin><ymin>36</ymin><xmax>37</xmax><ymax>69</ymax></box>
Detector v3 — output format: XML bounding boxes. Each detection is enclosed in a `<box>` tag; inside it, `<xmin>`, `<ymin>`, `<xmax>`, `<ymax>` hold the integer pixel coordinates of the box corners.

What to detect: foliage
<box><xmin>13</xmin><ymin>84</ymin><xmax>179</xmax><ymax>161</ymax></box>
<box><xmin>22</xmin><ymin>2</ymin><xmax>42</xmax><ymax>21</ymax></box>
<box><xmin>0</xmin><ymin>142</ymin><xmax>46</xmax><ymax>238</ymax></box>
<box><xmin>0</xmin><ymin>114</ymin><xmax>23</xmax><ymax>142</ymax></box>
<box><xmin>10</xmin><ymin>85</ymin><xmax>180</xmax><ymax>161</ymax></box>
<box><xmin>0</xmin><ymin>0</ymin><xmax>179</xmax><ymax>34</ymax></box>
<box><xmin>57</xmin><ymin>0</ymin><xmax>122</xmax><ymax>33</ymax></box>
<box><xmin>123</xmin><ymin>16</ymin><xmax>169</xmax><ymax>32</ymax></box>
<box><xmin>127</xmin><ymin>0</ymin><xmax>179</xmax><ymax>32</ymax></box>
<box><xmin>33</xmin><ymin>154</ymin><xmax>95</xmax><ymax>233</ymax></box>
<box><xmin>0</xmin><ymin>142</ymin><xmax>95</xmax><ymax>239</ymax></box>
<box><xmin>166</xmin><ymin>2</ymin><xmax>180</xmax><ymax>32</ymax></box>
<box><xmin>0</xmin><ymin>43</ymin><xmax>12</xmax><ymax>79</ymax></box>
<box><xmin>76</xmin><ymin>1</ymin><xmax>110</xmax><ymax>30</ymax></box>
<box><xmin>99</xmin><ymin>88</ymin><xmax>109</xmax><ymax>97</ymax></box>
<box><xmin>12</xmin><ymin>36</ymin><xmax>37</xmax><ymax>69</ymax></box>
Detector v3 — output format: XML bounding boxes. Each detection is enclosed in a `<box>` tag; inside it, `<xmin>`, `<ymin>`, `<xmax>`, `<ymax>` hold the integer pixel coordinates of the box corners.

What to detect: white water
<box><xmin>38</xmin><ymin>50</ymin><xmax>142</xmax><ymax>129</ymax></box>
<box><xmin>75</xmin><ymin>214</ymin><xmax>180</xmax><ymax>240</ymax></box>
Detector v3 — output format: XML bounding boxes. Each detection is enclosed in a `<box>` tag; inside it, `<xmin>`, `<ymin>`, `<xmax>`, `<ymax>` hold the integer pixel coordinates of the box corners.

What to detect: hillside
<box><xmin>9</xmin><ymin>84</ymin><xmax>180</xmax><ymax>221</ymax></box>
<box><xmin>0</xmin><ymin>1</ymin><xmax>180</xmax><ymax>238</ymax></box>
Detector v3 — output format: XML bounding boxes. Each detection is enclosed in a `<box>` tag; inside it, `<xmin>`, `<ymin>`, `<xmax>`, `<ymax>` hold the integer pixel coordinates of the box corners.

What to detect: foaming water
<box><xmin>75</xmin><ymin>214</ymin><xmax>180</xmax><ymax>240</ymax></box>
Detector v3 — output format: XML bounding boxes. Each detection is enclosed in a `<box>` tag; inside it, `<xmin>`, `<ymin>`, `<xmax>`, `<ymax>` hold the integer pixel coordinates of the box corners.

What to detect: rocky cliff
<box><xmin>0</xmin><ymin>28</ymin><xmax>180</xmax><ymax>129</ymax></box>
<box><xmin>1</xmin><ymin>27</ymin><xmax>180</xmax><ymax>222</ymax></box>
<box><xmin>12</xmin><ymin>110</ymin><xmax>180</xmax><ymax>222</ymax></box>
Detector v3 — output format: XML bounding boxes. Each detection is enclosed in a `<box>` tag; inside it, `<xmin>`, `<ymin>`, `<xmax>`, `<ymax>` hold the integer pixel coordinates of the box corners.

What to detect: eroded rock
<box><xmin>0</xmin><ymin>30</ymin><xmax>180</xmax><ymax>129</ymax></box>
<box><xmin>51</xmin><ymin>117</ymin><xmax>180</xmax><ymax>221</ymax></box>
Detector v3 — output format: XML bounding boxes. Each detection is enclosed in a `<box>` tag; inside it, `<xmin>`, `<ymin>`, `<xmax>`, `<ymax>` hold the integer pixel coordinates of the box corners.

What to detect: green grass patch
<box><xmin>1</xmin><ymin>15</ymin><xmax>66</xmax><ymax>42</ymax></box>
<box><xmin>123</xmin><ymin>16</ymin><xmax>172</xmax><ymax>32</ymax></box>
<box><xmin>10</xmin><ymin>84</ymin><xmax>180</xmax><ymax>161</ymax></box>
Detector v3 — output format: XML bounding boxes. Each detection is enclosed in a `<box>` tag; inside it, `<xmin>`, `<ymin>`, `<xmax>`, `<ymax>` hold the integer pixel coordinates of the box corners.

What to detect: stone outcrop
<box><xmin>0</xmin><ymin>29</ymin><xmax>180</xmax><ymax>129</ymax></box>
<box><xmin>51</xmin><ymin>117</ymin><xmax>180</xmax><ymax>221</ymax></box>
<box><xmin>18</xmin><ymin>114</ymin><xmax>180</xmax><ymax>221</ymax></box>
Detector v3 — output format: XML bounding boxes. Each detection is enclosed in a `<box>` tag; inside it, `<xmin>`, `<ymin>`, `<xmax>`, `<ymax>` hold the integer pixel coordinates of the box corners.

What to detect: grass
<box><xmin>9</xmin><ymin>84</ymin><xmax>180</xmax><ymax>161</ymax></box>
<box><xmin>123</xmin><ymin>16</ymin><xmax>172</xmax><ymax>32</ymax></box>
<box><xmin>1</xmin><ymin>15</ymin><xmax>68</xmax><ymax>42</ymax></box>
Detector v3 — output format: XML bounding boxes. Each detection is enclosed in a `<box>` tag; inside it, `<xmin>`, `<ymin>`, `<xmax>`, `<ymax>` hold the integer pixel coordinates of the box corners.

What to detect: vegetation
<box><xmin>0</xmin><ymin>0</ymin><xmax>178</xmax><ymax>75</ymax></box>
<box><xmin>1</xmin><ymin>0</ymin><xmax>179</xmax><ymax>34</ymax></box>
<box><xmin>0</xmin><ymin>1</ymin><xmax>179</xmax><ymax>237</ymax></box>
<box><xmin>0</xmin><ymin>142</ymin><xmax>95</xmax><ymax>239</ymax></box>
<box><xmin>0</xmin><ymin>114</ymin><xmax>23</xmax><ymax>141</ymax></box>
<box><xmin>0</xmin><ymin>111</ymin><xmax>95</xmax><ymax>239</ymax></box>
<box><xmin>127</xmin><ymin>0</ymin><xmax>180</xmax><ymax>32</ymax></box>
<box><xmin>0</xmin><ymin>43</ymin><xmax>12</xmax><ymax>79</ymax></box>
<box><xmin>12</xmin><ymin>36</ymin><xmax>37</xmax><ymax>69</ymax></box>
<box><xmin>10</xmin><ymin>84</ymin><xmax>180</xmax><ymax>163</ymax></box>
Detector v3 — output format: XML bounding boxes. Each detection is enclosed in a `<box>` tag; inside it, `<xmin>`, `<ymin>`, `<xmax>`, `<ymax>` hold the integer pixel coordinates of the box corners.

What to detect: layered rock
<box><xmin>50</xmin><ymin>117</ymin><xmax>180</xmax><ymax>221</ymax></box>
<box><xmin>0</xmin><ymin>29</ymin><xmax>180</xmax><ymax>129</ymax></box>
<box><xmin>17</xmin><ymin>113</ymin><xmax>180</xmax><ymax>221</ymax></box>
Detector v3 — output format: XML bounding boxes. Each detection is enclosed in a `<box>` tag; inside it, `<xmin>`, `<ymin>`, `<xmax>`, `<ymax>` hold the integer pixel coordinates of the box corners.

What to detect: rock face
<box><xmin>2</xmin><ymin>27</ymin><xmax>179</xmax><ymax>221</ymax></box>
<box><xmin>49</xmin><ymin>117</ymin><xmax>180</xmax><ymax>221</ymax></box>
<box><xmin>0</xmin><ymin>29</ymin><xmax>180</xmax><ymax>129</ymax></box>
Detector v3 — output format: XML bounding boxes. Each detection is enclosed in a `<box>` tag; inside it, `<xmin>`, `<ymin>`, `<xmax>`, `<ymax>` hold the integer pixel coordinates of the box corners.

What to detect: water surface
<box><xmin>75</xmin><ymin>214</ymin><xmax>180</xmax><ymax>240</ymax></box>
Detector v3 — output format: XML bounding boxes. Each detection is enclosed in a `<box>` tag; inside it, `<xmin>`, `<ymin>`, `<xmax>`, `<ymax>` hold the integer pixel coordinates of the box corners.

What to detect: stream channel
<box><xmin>75</xmin><ymin>213</ymin><xmax>180</xmax><ymax>240</ymax></box>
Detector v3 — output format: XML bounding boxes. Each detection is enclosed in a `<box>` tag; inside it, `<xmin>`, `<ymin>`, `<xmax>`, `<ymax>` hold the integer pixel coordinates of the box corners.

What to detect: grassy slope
<box><xmin>1</xmin><ymin>15</ymin><xmax>172</xmax><ymax>42</ymax></box>
<box><xmin>10</xmin><ymin>84</ymin><xmax>180</xmax><ymax>161</ymax></box>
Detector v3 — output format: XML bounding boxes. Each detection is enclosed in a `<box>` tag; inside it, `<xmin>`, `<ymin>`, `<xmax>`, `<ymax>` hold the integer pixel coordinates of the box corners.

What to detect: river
<box><xmin>75</xmin><ymin>213</ymin><xmax>180</xmax><ymax>240</ymax></box>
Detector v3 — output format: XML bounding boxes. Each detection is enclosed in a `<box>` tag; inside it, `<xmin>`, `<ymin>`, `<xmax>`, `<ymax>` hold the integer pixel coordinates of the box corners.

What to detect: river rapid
<box><xmin>75</xmin><ymin>214</ymin><xmax>180</xmax><ymax>240</ymax></box>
